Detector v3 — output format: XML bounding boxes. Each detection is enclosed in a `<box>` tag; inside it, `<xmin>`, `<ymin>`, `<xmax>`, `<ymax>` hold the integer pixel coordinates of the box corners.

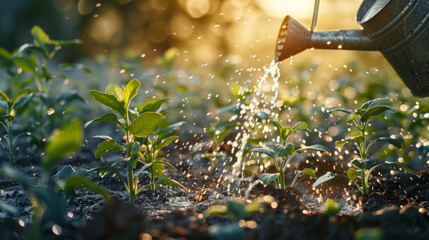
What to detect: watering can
<box><xmin>275</xmin><ymin>0</ymin><xmax>429</xmax><ymax>97</ymax></box>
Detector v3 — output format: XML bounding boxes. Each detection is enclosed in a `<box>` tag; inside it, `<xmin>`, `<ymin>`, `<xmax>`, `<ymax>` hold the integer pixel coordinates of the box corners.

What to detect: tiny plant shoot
<box><xmin>0</xmin><ymin>89</ymin><xmax>32</xmax><ymax>165</ymax></box>
<box><xmin>251</xmin><ymin>121</ymin><xmax>330</xmax><ymax>190</ymax></box>
<box><xmin>86</xmin><ymin>79</ymin><xmax>187</xmax><ymax>204</ymax></box>
<box><xmin>313</xmin><ymin>98</ymin><xmax>418</xmax><ymax>195</ymax></box>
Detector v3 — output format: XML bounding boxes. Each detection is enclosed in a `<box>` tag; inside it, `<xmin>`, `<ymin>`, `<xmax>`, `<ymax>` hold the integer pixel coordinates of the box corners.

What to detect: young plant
<box><xmin>313</xmin><ymin>98</ymin><xmax>418</xmax><ymax>194</ymax></box>
<box><xmin>0</xmin><ymin>88</ymin><xmax>32</xmax><ymax>165</ymax></box>
<box><xmin>251</xmin><ymin>121</ymin><xmax>330</xmax><ymax>190</ymax></box>
<box><xmin>86</xmin><ymin>79</ymin><xmax>187</xmax><ymax>204</ymax></box>
<box><xmin>203</xmin><ymin>121</ymin><xmax>236</xmax><ymax>172</ymax></box>
<box><xmin>0</xmin><ymin>120</ymin><xmax>109</xmax><ymax>240</ymax></box>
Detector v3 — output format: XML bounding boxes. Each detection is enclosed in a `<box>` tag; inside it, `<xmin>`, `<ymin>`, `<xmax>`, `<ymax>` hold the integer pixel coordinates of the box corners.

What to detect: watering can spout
<box><xmin>275</xmin><ymin>16</ymin><xmax>378</xmax><ymax>62</ymax></box>
<box><xmin>275</xmin><ymin>0</ymin><xmax>429</xmax><ymax>97</ymax></box>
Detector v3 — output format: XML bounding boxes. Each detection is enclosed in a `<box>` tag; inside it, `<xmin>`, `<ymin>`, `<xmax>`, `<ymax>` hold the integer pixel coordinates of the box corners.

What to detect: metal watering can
<box><xmin>275</xmin><ymin>0</ymin><xmax>429</xmax><ymax>97</ymax></box>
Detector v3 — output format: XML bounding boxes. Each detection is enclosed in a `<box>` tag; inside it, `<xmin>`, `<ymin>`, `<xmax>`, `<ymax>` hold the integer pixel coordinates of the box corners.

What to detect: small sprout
<box><xmin>251</xmin><ymin>121</ymin><xmax>330</xmax><ymax>190</ymax></box>
<box><xmin>314</xmin><ymin>98</ymin><xmax>418</xmax><ymax>195</ymax></box>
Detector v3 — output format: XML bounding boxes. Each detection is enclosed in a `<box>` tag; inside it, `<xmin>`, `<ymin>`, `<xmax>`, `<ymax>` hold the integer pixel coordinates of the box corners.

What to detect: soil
<box><xmin>1</xmin><ymin>144</ymin><xmax>429</xmax><ymax>240</ymax></box>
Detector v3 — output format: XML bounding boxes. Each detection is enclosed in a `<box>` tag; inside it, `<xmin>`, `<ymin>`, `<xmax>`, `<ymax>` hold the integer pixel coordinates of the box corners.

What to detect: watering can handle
<box><xmin>311</xmin><ymin>0</ymin><xmax>320</xmax><ymax>32</ymax></box>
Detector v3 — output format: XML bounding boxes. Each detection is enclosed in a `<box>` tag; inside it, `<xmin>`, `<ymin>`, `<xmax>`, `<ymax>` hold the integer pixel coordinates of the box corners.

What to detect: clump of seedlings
<box><xmin>85</xmin><ymin>79</ymin><xmax>187</xmax><ymax>204</ymax></box>
<box><xmin>313</xmin><ymin>98</ymin><xmax>418</xmax><ymax>194</ymax></box>
<box><xmin>251</xmin><ymin>121</ymin><xmax>330</xmax><ymax>189</ymax></box>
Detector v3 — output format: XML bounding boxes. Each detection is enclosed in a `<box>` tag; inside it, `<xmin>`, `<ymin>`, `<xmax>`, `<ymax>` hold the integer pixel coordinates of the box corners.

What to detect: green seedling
<box><xmin>313</xmin><ymin>98</ymin><xmax>418</xmax><ymax>194</ymax></box>
<box><xmin>85</xmin><ymin>79</ymin><xmax>187</xmax><ymax>204</ymax></box>
<box><xmin>251</xmin><ymin>121</ymin><xmax>330</xmax><ymax>190</ymax></box>
<box><xmin>0</xmin><ymin>88</ymin><xmax>32</xmax><ymax>165</ymax></box>
<box><xmin>0</xmin><ymin>120</ymin><xmax>109</xmax><ymax>240</ymax></box>
<box><xmin>203</xmin><ymin>121</ymin><xmax>236</xmax><ymax>172</ymax></box>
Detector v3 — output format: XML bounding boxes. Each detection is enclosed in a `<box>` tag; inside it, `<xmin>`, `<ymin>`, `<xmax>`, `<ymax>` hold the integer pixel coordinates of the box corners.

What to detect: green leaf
<box><xmin>297</xmin><ymin>144</ymin><xmax>330</xmax><ymax>153</ymax></box>
<box><xmin>328</xmin><ymin>108</ymin><xmax>352</xmax><ymax>114</ymax></box>
<box><xmin>301</xmin><ymin>168</ymin><xmax>316</xmax><ymax>178</ymax></box>
<box><xmin>325</xmin><ymin>199</ymin><xmax>343</xmax><ymax>217</ymax></box>
<box><xmin>0</xmin><ymin>90</ymin><xmax>10</xmax><ymax>102</ymax></box>
<box><xmin>270</xmin><ymin>120</ymin><xmax>283</xmax><ymax>133</ymax></box>
<box><xmin>226</xmin><ymin>200</ymin><xmax>247</xmax><ymax>219</ymax></box>
<box><xmin>95</xmin><ymin>140</ymin><xmax>123</xmax><ymax>158</ymax></box>
<box><xmin>382</xmin><ymin>162</ymin><xmax>418</xmax><ymax>175</ymax></box>
<box><xmin>377</xmin><ymin>137</ymin><xmax>401</xmax><ymax>149</ymax></box>
<box><xmin>351</xmin><ymin>159</ymin><xmax>377</xmax><ymax>170</ymax></box>
<box><xmin>123</xmin><ymin>79</ymin><xmax>140</xmax><ymax>109</ymax></box>
<box><xmin>155</xmin><ymin>175</ymin><xmax>188</xmax><ymax>193</ymax></box>
<box><xmin>152</xmin><ymin>160</ymin><xmax>177</xmax><ymax>170</ymax></box>
<box><xmin>105</xmin><ymin>83</ymin><xmax>123</xmax><ymax>100</ymax></box>
<box><xmin>11</xmin><ymin>88</ymin><xmax>31</xmax><ymax>107</ymax></box>
<box><xmin>251</xmin><ymin>148</ymin><xmax>275</xmax><ymax>159</ymax></box>
<box><xmin>128</xmin><ymin>112</ymin><xmax>163</xmax><ymax>137</ymax></box>
<box><xmin>0</xmin><ymin>47</ymin><xmax>12</xmax><ymax>66</ymax></box>
<box><xmin>13</xmin><ymin>56</ymin><xmax>37</xmax><ymax>73</ymax></box>
<box><xmin>84</xmin><ymin>113</ymin><xmax>125</xmax><ymax>130</ymax></box>
<box><xmin>31</xmin><ymin>25</ymin><xmax>51</xmax><ymax>46</ymax></box>
<box><xmin>274</xmin><ymin>143</ymin><xmax>295</xmax><ymax>157</ymax></box>
<box><xmin>360</xmin><ymin>97</ymin><xmax>390</xmax><ymax>110</ymax></box>
<box><xmin>360</xmin><ymin>106</ymin><xmax>393</xmax><ymax>122</ymax></box>
<box><xmin>90</xmin><ymin>90</ymin><xmax>126</xmax><ymax>118</ymax></box>
<box><xmin>313</xmin><ymin>172</ymin><xmax>337</xmax><ymax>188</ymax></box>
<box><xmin>44</xmin><ymin>120</ymin><xmax>83</xmax><ymax>171</ymax></box>
<box><xmin>291</xmin><ymin>121</ymin><xmax>308</xmax><ymax>133</ymax></box>
<box><xmin>64</xmin><ymin>176</ymin><xmax>111</xmax><ymax>201</ymax></box>
<box><xmin>347</xmin><ymin>168</ymin><xmax>359</xmax><ymax>180</ymax></box>
<box><xmin>347</xmin><ymin>112</ymin><xmax>358</xmax><ymax>123</ymax></box>
<box><xmin>336</xmin><ymin>136</ymin><xmax>364</xmax><ymax>148</ymax></box>
<box><xmin>0</xmin><ymin>201</ymin><xmax>19</xmax><ymax>217</ymax></box>
<box><xmin>139</xmin><ymin>98</ymin><xmax>169</xmax><ymax>113</ymax></box>
<box><xmin>156</xmin><ymin>136</ymin><xmax>179</xmax><ymax>150</ymax></box>
<box><xmin>0</xmin><ymin>165</ymin><xmax>32</xmax><ymax>190</ymax></box>
<box><xmin>151</xmin><ymin>163</ymin><xmax>164</xmax><ymax>177</ymax></box>
<box><xmin>157</xmin><ymin>121</ymin><xmax>185</xmax><ymax>138</ymax></box>
<box><xmin>258</xmin><ymin>173</ymin><xmax>280</xmax><ymax>184</ymax></box>
<box><xmin>89</xmin><ymin>166</ymin><xmax>126</xmax><ymax>186</ymax></box>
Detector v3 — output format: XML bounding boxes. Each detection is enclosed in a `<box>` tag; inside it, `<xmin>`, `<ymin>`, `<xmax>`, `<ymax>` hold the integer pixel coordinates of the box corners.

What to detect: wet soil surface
<box><xmin>1</xmin><ymin>148</ymin><xmax>429</xmax><ymax>240</ymax></box>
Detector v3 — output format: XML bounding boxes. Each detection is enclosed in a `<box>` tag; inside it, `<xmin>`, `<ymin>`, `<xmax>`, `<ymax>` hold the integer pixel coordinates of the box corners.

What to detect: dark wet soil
<box><xmin>1</xmin><ymin>146</ymin><xmax>429</xmax><ymax>240</ymax></box>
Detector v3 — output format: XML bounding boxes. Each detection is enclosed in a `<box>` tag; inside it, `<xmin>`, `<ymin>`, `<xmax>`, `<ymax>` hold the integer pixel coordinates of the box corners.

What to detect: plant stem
<box><xmin>279</xmin><ymin>163</ymin><xmax>285</xmax><ymax>190</ymax></box>
<box><xmin>7</xmin><ymin>121</ymin><xmax>14</xmax><ymax>165</ymax></box>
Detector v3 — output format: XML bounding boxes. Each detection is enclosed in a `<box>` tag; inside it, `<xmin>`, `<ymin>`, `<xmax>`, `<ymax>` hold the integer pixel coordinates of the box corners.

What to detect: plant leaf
<box><xmin>274</xmin><ymin>143</ymin><xmax>295</xmax><ymax>157</ymax></box>
<box><xmin>377</xmin><ymin>137</ymin><xmax>401</xmax><ymax>149</ymax></box>
<box><xmin>84</xmin><ymin>113</ymin><xmax>125</xmax><ymax>130</ymax></box>
<box><xmin>336</xmin><ymin>136</ymin><xmax>364</xmax><ymax>148</ymax></box>
<box><xmin>105</xmin><ymin>83</ymin><xmax>123</xmax><ymax>100</ymax></box>
<box><xmin>90</xmin><ymin>90</ymin><xmax>126</xmax><ymax>118</ymax></box>
<box><xmin>64</xmin><ymin>176</ymin><xmax>111</xmax><ymax>201</ymax></box>
<box><xmin>95</xmin><ymin>140</ymin><xmax>123</xmax><ymax>158</ymax></box>
<box><xmin>226</xmin><ymin>200</ymin><xmax>247</xmax><ymax>220</ymax></box>
<box><xmin>360</xmin><ymin>106</ymin><xmax>393</xmax><ymax>122</ymax></box>
<box><xmin>347</xmin><ymin>168</ymin><xmax>359</xmax><ymax>180</ymax></box>
<box><xmin>13</xmin><ymin>56</ymin><xmax>37</xmax><ymax>73</ymax></box>
<box><xmin>291</xmin><ymin>121</ymin><xmax>308</xmax><ymax>133</ymax></box>
<box><xmin>0</xmin><ymin>165</ymin><xmax>32</xmax><ymax>190</ymax></box>
<box><xmin>156</xmin><ymin>136</ymin><xmax>179</xmax><ymax>150</ymax></box>
<box><xmin>328</xmin><ymin>108</ymin><xmax>353</xmax><ymax>114</ymax></box>
<box><xmin>44</xmin><ymin>120</ymin><xmax>83</xmax><ymax>171</ymax></box>
<box><xmin>156</xmin><ymin>121</ymin><xmax>185</xmax><ymax>138</ymax></box>
<box><xmin>123</xmin><ymin>79</ymin><xmax>140</xmax><ymax>109</ymax></box>
<box><xmin>258</xmin><ymin>173</ymin><xmax>280</xmax><ymax>184</ymax></box>
<box><xmin>31</xmin><ymin>25</ymin><xmax>51</xmax><ymax>46</ymax></box>
<box><xmin>11</xmin><ymin>88</ymin><xmax>32</xmax><ymax>107</ymax></box>
<box><xmin>128</xmin><ymin>112</ymin><xmax>164</xmax><ymax>137</ymax></box>
<box><xmin>139</xmin><ymin>98</ymin><xmax>169</xmax><ymax>113</ymax></box>
<box><xmin>301</xmin><ymin>168</ymin><xmax>316</xmax><ymax>178</ymax></box>
<box><xmin>156</xmin><ymin>175</ymin><xmax>188</xmax><ymax>193</ymax></box>
<box><xmin>360</xmin><ymin>97</ymin><xmax>390</xmax><ymax>110</ymax></box>
<box><xmin>251</xmin><ymin>148</ymin><xmax>275</xmax><ymax>159</ymax></box>
<box><xmin>297</xmin><ymin>144</ymin><xmax>330</xmax><ymax>153</ymax></box>
<box><xmin>351</xmin><ymin>159</ymin><xmax>377</xmax><ymax>170</ymax></box>
<box><xmin>0</xmin><ymin>90</ymin><xmax>10</xmax><ymax>102</ymax></box>
<box><xmin>313</xmin><ymin>172</ymin><xmax>337</xmax><ymax>188</ymax></box>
